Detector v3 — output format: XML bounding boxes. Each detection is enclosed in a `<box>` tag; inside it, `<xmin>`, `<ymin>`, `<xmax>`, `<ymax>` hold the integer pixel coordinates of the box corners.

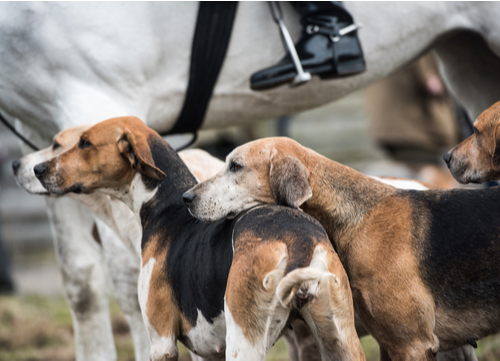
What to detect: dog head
<box><xmin>12</xmin><ymin>124</ymin><xmax>91</xmax><ymax>194</ymax></box>
<box><xmin>183</xmin><ymin>137</ymin><xmax>312</xmax><ymax>222</ymax></box>
<box><xmin>34</xmin><ymin>116</ymin><xmax>165</xmax><ymax>195</ymax></box>
<box><xmin>445</xmin><ymin>101</ymin><xmax>500</xmax><ymax>184</ymax></box>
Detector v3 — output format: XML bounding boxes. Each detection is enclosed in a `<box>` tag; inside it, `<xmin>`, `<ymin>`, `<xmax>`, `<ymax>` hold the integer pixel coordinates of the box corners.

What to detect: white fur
<box><xmin>187</xmin><ymin>310</ymin><xmax>226</xmax><ymax>359</ymax></box>
<box><xmin>8</xmin><ymin>4</ymin><xmax>491</xmax><ymax>360</ymax></box>
<box><xmin>101</xmin><ymin>173</ymin><xmax>158</xmax><ymax>220</ymax></box>
<box><xmin>14</xmin><ymin>147</ymin><xmax>56</xmax><ymax>194</ymax></box>
<box><xmin>1</xmin><ymin>2</ymin><xmax>500</xmax><ymax>137</ymax></box>
<box><xmin>292</xmin><ymin>245</ymin><xmax>354</xmax><ymax>361</ymax></box>
<box><xmin>225</xmin><ymin>299</ymin><xmax>267</xmax><ymax>361</ymax></box>
<box><xmin>370</xmin><ymin>176</ymin><xmax>430</xmax><ymax>190</ymax></box>
<box><xmin>14</xmin><ymin>141</ymin><xmax>221</xmax><ymax>360</ymax></box>
<box><xmin>138</xmin><ymin>257</ymin><xmax>177</xmax><ymax>361</ymax></box>
<box><xmin>225</xmin><ymin>245</ymin><xmax>290</xmax><ymax>361</ymax></box>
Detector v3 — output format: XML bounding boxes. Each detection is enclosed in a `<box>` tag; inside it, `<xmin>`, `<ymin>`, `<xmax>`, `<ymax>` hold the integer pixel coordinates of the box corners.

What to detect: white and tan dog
<box><xmin>12</xmin><ymin>124</ymin><xmax>223</xmax><ymax>361</ymax></box>
<box><xmin>32</xmin><ymin>117</ymin><xmax>366</xmax><ymax>361</ymax></box>
<box><xmin>183</xmin><ymin>137</ymin><xmax>491</xmax><ymax>361</ymax></box>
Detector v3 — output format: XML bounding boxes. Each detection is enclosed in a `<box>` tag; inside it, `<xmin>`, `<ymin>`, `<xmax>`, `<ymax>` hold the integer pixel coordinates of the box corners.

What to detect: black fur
<box><xmin>232</xmin><ymin>205</ymin><xmax>329</xmax><ymax>275</ymax></box>
<box><xmin>405</xmin><ymin>187</ymin><xmax>500</xmax><ymax>338</ymax></box>
<box><xmin>140</xmin><ymin>136</ymin><xmax>330</xmax><ymax>332</ymax></box>
<box><xmin>140</xmin><ymin>136</ymin><xmax>233</xmax><ymax>325</ymax></box>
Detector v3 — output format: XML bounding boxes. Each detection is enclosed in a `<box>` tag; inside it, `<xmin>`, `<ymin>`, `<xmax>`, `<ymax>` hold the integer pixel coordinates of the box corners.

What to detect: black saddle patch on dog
<box><xmin>406</xmin><ymin>187</ymin><xmax>500</xmax><ymax>336</ymax></box>
<box><xmin>166</xmin><ymin>209</ymin><xmax>234</xmax><ymax>325</ymax></box>
<box><xmin>232</xmin><ymin>206</ymin><xmax>329</xmax><ymax>276</ymax></box>
<box><xmin>140</xmin><ymin>136</ymin><xmax>332</xmax><ymax>330</ymax></box>
<box><xmin>139</xmin><ymin>136</ymin><xmax>234</xmax><ymax>325</ymax></box>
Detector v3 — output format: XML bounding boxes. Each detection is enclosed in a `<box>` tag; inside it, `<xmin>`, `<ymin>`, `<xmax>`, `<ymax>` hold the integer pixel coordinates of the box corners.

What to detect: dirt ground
<box><xmin>1</xmin><ymin>294</ymin><xmax>500</xmax><ymax>361</ymax></box>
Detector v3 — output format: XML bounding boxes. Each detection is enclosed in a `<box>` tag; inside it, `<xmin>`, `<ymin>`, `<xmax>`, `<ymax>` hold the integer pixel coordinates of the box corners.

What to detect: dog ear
<box><xmin>269</xmin><ymin>150</ymin><xmax>312</xmax><ymax>209</ymax></box>
<box><xmin>117</xmin><ymin>131</ymin><xmax>166</xmax><ymax>180</ymax></box>
<box><xmin>492</xmin><ymin>122</ymin><xmax>500</xmax><ymax>171</ymax></box>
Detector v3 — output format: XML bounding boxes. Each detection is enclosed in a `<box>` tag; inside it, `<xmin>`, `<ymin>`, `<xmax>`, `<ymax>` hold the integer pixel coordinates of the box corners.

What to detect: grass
<box><xmin>0</xmin><ymin>295</ymin><xmax>498</xmax><ymax>360</ymax></box>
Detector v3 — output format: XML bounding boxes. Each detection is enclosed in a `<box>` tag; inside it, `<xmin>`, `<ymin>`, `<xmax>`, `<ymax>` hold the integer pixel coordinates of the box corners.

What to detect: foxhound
<box><xmin>12</xmin><ymin>124</ymin><xmax>224</xmax><ymax>361</ymax></box>
<box><xmin>32</xmin><ymin>117</ymin><xmax>364</xmax><ymax>361</ymax></box>
<box><xmin>445</xmin><ymin>100</ymin><xmax>500</xmax><ymax>184</ymax></box>
<box><xmin>183</xmin><ymin>137</ymin><xmax>498</xmax><ymax>361</ymax></box>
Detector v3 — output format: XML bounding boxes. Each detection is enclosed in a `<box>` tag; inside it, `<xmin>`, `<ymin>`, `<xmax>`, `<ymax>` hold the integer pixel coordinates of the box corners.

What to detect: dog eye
<box><xmin>229</xmin><ymin>161</ymin><xmax>242</xmax><ymax>172</ymax></box>
<box><xmin>78</xmin><ymin>139</ymin><xmax>92</xmax><ymax>149</ymax></box>
<box><xmin>52</xmin><ymin>142</ymin><xmax>60</xmax><ymax>150</ymax></box>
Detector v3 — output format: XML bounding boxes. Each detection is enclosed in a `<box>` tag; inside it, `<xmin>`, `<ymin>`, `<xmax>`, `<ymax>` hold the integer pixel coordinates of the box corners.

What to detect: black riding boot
<box><xmin>251</xmin><ymin>2</ymin><xmax>366</xmax><ymax>90</ymax></box>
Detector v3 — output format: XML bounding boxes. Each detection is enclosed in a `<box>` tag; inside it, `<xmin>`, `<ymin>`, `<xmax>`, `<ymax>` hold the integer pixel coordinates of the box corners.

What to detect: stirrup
<box><xmin>269</xmin><ymin>2</ymin><xmax>311</xmax><ymax>87</ymax></box>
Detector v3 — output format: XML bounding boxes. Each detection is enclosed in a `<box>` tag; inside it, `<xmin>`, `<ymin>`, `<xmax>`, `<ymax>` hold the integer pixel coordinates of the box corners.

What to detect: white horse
<box><xmin>1</xmin><ymin>2</ymin><xmax>499</xmax><ymax>360</ymax></box>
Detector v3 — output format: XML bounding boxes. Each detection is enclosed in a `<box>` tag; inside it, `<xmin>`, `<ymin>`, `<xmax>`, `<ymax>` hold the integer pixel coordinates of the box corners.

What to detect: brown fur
<box><xmin>226</xmin><ymin>236</ymin><xmax>287</xmax><ymax>344</ymax></box>
<box><xmin>185</xmin><ymin>137</ymin><xmax>484</xmax><ymax>361</ymax></box>
<box><xmin>225</xmin><ymin>207</ymin><xmax>365</xmax><ymax>361</ymax></box>
<box><xmin>37</xmin><ymin>118</ymin><xmax>361</xmax><ymax>360</ymax></box>
<box><xmin>38</xmin><ymin>117</ymin><xmax>165</xmax><ymax>195</ymax></box>
<box><xmin>141</xmin><ymin>236</ymin><xmax>191</xmax><ymax>342</ymax></box>
<box><xmin>270</xmin><ymin>152</ymin><xmax>312</xmax><ymax>208</ymax></box>
<box><xmin>446</xmin><ymin>100</ymin><xmax>500</xmax><ymax>183</ymax></box>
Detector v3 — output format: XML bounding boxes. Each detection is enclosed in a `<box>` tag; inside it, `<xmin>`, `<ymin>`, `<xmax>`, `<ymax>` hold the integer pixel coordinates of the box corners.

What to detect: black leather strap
<box><xmin>0</xmin><ymin>110</ymin><xmax>39</xmax><ymax>151</ymax></box>
<box><xmin>167</xmin><ymin>2</ymin><xmax>238</xmax><ymax>136</ymax></box>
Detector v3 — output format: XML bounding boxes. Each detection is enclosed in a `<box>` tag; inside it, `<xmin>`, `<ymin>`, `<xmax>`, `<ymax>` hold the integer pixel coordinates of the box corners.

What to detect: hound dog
<box><xmin>183</xmin><ymin>137</ymin><xmax>499</xmax><ymax>361</ymax></box>
<box><xmin>32</xmin><ymin>117</ymin><xmax>364</xmax><ymax>361</ymax></box>
<box><xmin>444</xmin><ymin>100</ymin><xmax>500</xmax><ymax>184</ymax></box>
<box><xmin>11</xmin><ymin>124</ymin><xmax>224</xmax><ymax>361</ymax></box>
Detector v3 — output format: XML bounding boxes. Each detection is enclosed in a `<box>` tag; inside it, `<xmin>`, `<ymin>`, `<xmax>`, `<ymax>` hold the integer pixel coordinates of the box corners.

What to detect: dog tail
<box><xmin>276</xmin><ymin>267</ymin><xmax>336</xmax><ymax>308</ymax></box>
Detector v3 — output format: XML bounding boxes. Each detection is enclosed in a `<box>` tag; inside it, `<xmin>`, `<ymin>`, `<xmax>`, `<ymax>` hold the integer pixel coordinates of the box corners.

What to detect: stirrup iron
<box><xmin>269</xmin><ymin>2</ymin><xmax>311</xmax><ymax>86</ymax></box>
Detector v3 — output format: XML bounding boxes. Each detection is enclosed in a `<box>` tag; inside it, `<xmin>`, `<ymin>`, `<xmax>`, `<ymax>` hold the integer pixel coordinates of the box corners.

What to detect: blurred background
<box><xmin>0</xmin><ymin>52</ymin><xmax>498</xmax><ymax>360</ymax></box>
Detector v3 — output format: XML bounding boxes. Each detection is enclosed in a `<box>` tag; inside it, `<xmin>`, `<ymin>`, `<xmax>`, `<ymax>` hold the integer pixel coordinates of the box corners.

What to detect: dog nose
<box><xmin>443</xmin><ymin>152</ymin><xmax>452</xmax><ymax>165</ymax></box>
<box><xmin>34</xmin><ymin>163</ymin><xmax>46</xmax><ymax>179</ymax></box>
<box><xmin>11</xmin><ymin>159</ymin><xmax>21</xmax><ymax>174</ymax></box>
<box><xmin>182</xmin><ymin>192</ymin><xmax>196</xmax><ymax>207</ymax></box>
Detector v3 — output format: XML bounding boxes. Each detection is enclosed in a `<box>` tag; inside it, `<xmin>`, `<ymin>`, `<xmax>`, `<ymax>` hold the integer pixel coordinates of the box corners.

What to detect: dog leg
<box><xmin>355</xmin><ymin>314</ymin><xmax>370</xmax><ymax>338</ymax></box>
<box><xmin>381</xmin><ymin>339</ymin><xmax>470</xmax><ymax>361</ymax></box>
<box><xmin>437</xmin><ymin>345</ymin><xmax>477</xmax><ymax>361</ymax></box>
<box><xmin>225</xmin><ymin>246</ymin><xmax>289</xmax><ymax>361</ymax></box>
<box><xmin>282</xmin><ymin>327</ymin><xmax>301</xmax><ymax>361</ymax></box>
<box><xmin>189</xmin><ymin>353</ymin><xmax>211</xmax><ymax>361</ymax></box>
<box><xmin>386</xmin><ymin>341</ymin><xmax>438</xmax><ymax>361</ymax></box>
<box><xmin>94</xmin><ymin>218</ymin><xmax>150</xmax><ymax>361</ymax></box>
<box><xmin>380</xmin><ymin>347</ymin><xmax>392</xmax><ymax>361</ymax></box>
<box><xmin>295</xmin><ymin>271</ymin><xmax>364</xmax><ymax>361</ymax></box>
<box><xmin>224</xmin><ymin>298</ymin><xmax>270</xmax><ymax>361</ymax></box>
<box><xmin>46</xmin><ymin>197</ymin><xmax>116</xmax><ymax>361</ymax></box>
<box><xmin>283</xmin><ymin>319</ymin><xmax>321</xmax><ymax>361</ymax></box>
<box><xmin>278</xmin><ymin>245</ymin><xmax>363</xmax><ymax>361</ymax></box>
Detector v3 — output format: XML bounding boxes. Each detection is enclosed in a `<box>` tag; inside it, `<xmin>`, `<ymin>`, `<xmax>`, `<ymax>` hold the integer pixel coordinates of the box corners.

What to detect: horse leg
<box><xmin>95</xmin><ymin>218</ymin><xmax>149</xmax><ymax>361</ymax></box>
<box><xmin>436</xmin><ymin>30</ymin><xmax>500</xmax><ymax>119</ymax></box>
<box><xmin>46</xmin><ymin>197</ymin><xmax>116</xmax><ymax>361</ymax></box>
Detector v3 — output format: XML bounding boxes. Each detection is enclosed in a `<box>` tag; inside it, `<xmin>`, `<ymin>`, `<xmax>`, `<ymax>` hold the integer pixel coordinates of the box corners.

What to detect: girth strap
<box><xmin>167</xmin><ymin>2</ymin><xmax>238</xmax><ymax>136</ymax></box>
